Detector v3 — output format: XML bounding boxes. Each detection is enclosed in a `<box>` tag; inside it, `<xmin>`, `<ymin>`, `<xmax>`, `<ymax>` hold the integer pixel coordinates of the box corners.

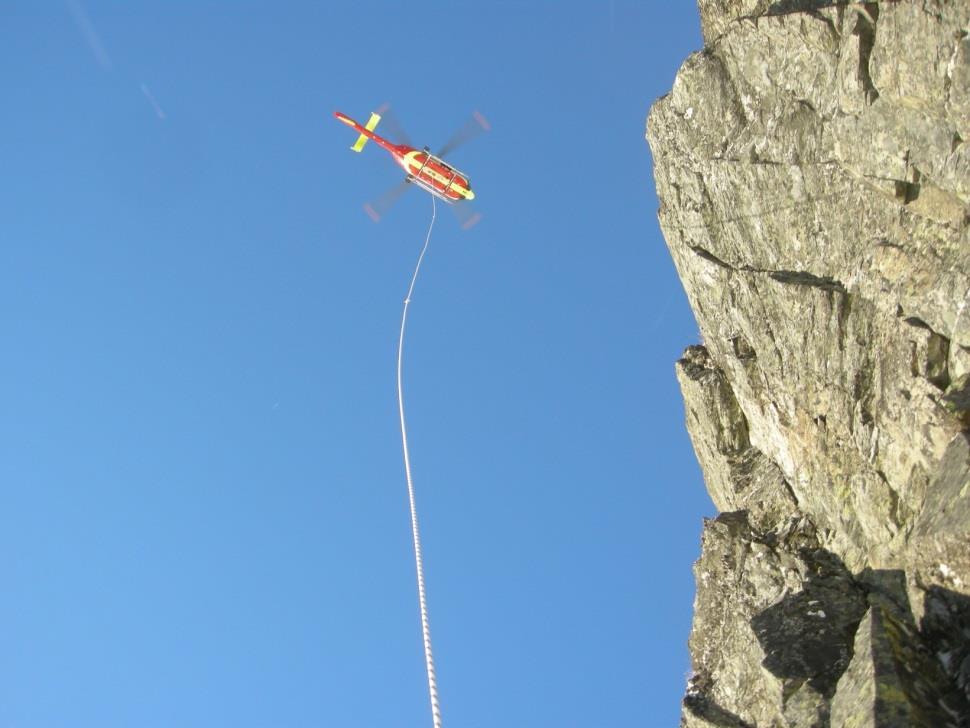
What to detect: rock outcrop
<box><xmin>647</xmin><ymin>1</ymin><xmax>970</xmax><ymax>725</ymax></box>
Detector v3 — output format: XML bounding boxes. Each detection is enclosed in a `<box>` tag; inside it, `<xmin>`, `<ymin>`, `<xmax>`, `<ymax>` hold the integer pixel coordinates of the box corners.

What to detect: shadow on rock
<box><xmin>683</xmin><ymin>691</ymin><xmax>756</xmax><ymax>728</ymax></box>
<box><xmin>765</xmin><ymin>0</ymin><xmax>847</xmax><ymax>16</ymax></box>
<box><xmin>921</xmin><ymin>585</ymin><xmax>970</xmax><ymax>715</ymax></box>
<box><xmin>751</xmin><ymin>548</ymin><xmax>867</xmax><ymax>697</ymax></box>
<box><xmin>752</xmin><ymin>558</ymin><xmax>970</xmax><ymax>725</ymax></box>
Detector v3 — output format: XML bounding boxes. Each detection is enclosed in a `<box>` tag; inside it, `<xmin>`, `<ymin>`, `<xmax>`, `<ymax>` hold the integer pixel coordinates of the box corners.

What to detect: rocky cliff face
<box><xmin>647</xmin><ymin>2</ymin><xmax>970</xmax><ymax>725</ymax></box>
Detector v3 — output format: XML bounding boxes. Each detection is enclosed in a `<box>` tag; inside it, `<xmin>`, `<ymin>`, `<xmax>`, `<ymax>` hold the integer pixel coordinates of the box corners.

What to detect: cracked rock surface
<box><xmin>647</xmin><ymin>1</ymin><xmax>970</xmax><ymax>725</ymax></box>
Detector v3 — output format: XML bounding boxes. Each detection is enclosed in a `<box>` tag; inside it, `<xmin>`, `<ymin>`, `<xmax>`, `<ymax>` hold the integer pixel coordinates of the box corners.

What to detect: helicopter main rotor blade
<box><xmin>436</xmin><ymin>111</ymin><xmax>490</xmax><ymax>159</ymax></box>
<box><xmin>451</xmin><ymin>202</ymin><xmax>483</xmax><ymax>230</ymax></box>
<box><xmin>375</xmin><ymin>102</ymin><xmax>414</xmax><ymax>147</ymax></box>
<box><xmin>363</xmin><ymin>179</ymin><xmax>411</xmax><ymax>223</ymax></box>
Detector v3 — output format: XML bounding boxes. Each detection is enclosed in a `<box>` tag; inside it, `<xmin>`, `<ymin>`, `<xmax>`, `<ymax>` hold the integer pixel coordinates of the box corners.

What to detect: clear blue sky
<box><xmin>1</xmin><ymin>3</ymin><xmax>710</xmax><ymax>726</ymax></box>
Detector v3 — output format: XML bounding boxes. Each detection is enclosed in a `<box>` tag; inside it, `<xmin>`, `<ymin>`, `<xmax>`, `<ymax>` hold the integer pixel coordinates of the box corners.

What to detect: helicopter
<box><xmin>334</xmin><ymin>107</ymin><xmax>488</xmax><ymax>228</ymax></box>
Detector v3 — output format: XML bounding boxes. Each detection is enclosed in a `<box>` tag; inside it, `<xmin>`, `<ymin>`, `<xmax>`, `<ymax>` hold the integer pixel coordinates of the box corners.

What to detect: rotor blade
<box><xmin>374</xmin><ymin>102</ymin><xmax>414</xmax><ymax>147</ymax></box>
<box><xmin>436</xmin><ymin>110</ymin><xmax>490</xmax><ymax>159</ymax></box>
<box><xmin>363</xmin><ymin>179</ymin><xmax>411</xmax><ymax>223</ymax></box>
<box><xmin>451</xmin><ymin>202</ymin><xmax>483</xmax><ymax>230</ymax></box>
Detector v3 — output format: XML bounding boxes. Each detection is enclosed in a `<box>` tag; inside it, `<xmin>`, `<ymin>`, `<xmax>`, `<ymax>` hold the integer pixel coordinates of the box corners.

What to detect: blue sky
<box><xmin>1</xmin><ymin>3</ymin><xmax>710</xmax><ymax>726</ymax></box>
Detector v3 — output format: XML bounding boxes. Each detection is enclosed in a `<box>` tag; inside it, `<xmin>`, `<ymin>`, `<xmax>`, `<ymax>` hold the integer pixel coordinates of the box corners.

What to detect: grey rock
<box><xmin>677</xmin><ymin>345</ymin><xmax>801</xmax><ymax>533</ymax></box>
<box><xmin>649</xmin><ymin>0</ymin><xmax>970</xmax><ymax>724</ymax></box>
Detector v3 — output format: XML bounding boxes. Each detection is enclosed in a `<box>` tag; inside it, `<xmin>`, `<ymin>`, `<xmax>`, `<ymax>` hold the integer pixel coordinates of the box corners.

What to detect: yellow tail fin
<box><xmin>351</xmin><ymin>112</ymin><xmax>381</xmax><ymax>152</ymax></box>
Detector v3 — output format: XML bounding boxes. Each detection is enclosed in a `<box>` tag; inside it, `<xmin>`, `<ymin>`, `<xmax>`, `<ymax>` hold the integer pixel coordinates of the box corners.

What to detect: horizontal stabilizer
<box><xmin>351</xmin><ymin>112</ymin><xmax>381</xmax><ymax>152</ymax></box>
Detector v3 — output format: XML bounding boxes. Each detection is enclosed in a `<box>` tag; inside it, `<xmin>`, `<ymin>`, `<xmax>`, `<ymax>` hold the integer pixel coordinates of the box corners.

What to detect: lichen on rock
<box><xmin>648</xmin><ymin>0</ymin><xmax>970</xmax><ymax>724</ymax></box>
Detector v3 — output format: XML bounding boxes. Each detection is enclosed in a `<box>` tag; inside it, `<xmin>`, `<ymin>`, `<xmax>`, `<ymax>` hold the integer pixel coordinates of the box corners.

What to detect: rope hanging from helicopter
<box><xmin>396</xmin><ymin>194</ymin><xmax>443</xmax><ymax>728</ymax></box>
<box><xmin>334</xmin><ymin>106</ymin><xmax>490</xmax><ymax>728</ymax></box>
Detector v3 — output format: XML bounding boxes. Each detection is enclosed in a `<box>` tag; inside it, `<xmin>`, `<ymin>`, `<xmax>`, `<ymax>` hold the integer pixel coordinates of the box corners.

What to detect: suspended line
<box><xmin>396</xmin><ymin>194</ymin><xmax>443</xmax><ymax>728</ymax></box>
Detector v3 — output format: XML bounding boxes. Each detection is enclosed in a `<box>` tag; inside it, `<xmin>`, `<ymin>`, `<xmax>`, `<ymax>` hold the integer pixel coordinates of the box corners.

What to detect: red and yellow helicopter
<box><xmin>334</xmin><ymin>108</ymin><xmax>487</xmax><ymax>228</ymax></box>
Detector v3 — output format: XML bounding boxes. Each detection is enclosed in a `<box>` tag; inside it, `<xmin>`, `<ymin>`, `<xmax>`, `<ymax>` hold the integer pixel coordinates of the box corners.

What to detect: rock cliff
<box><xmin>646</xmin><ymin>1</ymin><xmax>970</xmax><ymax>725</ymax></box>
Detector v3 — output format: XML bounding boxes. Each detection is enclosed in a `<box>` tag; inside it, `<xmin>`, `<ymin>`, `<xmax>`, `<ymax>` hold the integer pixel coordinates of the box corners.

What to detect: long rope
<box><xmin>397</xmin><ymin>195</ymin><xmax>442</xmax><ymax>728</ymax></box>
